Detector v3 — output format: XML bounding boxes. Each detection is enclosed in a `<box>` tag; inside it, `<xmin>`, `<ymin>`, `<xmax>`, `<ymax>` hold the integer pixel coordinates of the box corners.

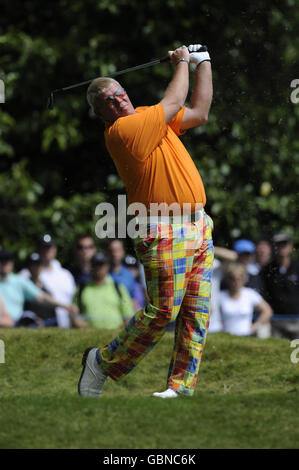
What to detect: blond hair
<box><xmin>224</xmin><ymin>262</ymin><xmax>247</xmax><ymax>279</ymax></box>
<box><xmin>86</xmin><ymin>77</ymin><xmax>121</xmax><ymax>114</ymax></box>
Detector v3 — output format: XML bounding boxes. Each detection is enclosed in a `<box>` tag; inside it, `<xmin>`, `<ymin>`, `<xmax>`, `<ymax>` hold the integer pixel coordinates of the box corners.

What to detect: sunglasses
<box><xmin>77</xmin><ymin>244</ymin><xmax>95</xmax><ymax>250</ymax></box>
<box><xmin>105</xmin><ymin>88</ymin><xmax>126</xmax><ymax>104</ymax></box>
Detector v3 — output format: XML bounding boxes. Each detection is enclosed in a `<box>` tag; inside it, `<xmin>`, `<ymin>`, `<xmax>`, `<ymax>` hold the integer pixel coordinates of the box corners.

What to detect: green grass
<box><xmin>0</xmin><ymin>328</ymin><xmax>298</xmax><ymax>449</ymax></box>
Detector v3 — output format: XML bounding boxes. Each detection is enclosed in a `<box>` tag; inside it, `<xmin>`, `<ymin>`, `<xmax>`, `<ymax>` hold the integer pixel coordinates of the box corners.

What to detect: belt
<box><xmin>135</xmin><ymin>209</ymin><xmax>204</xmax><ymax>225</ymax></box>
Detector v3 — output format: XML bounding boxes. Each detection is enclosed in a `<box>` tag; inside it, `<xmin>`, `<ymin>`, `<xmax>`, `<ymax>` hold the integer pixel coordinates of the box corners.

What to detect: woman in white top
<box><xmin>219</xmin><ymin>262</ymin><xmax>272</xmax><ymax>336</ymax></box>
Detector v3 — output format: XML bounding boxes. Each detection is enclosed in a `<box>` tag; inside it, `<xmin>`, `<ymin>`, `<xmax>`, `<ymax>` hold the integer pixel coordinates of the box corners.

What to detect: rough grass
<box><xmin>0</xmin><ymin>328</ymin><xmax>298</xmax><ymax>449</ymax></box>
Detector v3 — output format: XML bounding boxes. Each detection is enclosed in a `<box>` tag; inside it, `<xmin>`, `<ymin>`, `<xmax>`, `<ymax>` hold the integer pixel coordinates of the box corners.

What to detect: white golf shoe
<box><xmin>78</xmin><ymin>347</ymin><xmax>107</xmax><ymax>398</ymax></box>
<box><xmin>152</xmin><ymin>388</ymin><xmax>179</xmax><ymax>399</ymax></box>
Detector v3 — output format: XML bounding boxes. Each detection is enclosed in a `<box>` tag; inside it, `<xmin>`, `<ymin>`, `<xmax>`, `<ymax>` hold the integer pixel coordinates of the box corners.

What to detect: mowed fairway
<box><xmin>0</xmin><ymin>328</ymin><xmax>299</xmax><ymax>449</ymax></box>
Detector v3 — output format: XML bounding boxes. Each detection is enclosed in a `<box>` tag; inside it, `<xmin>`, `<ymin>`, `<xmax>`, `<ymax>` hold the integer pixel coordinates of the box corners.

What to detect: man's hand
<box><xmin>66</xmin><ymin>304</ymin><xmax>88</xmax><ymax>328</ymax></box>
<box><xmin>189</xmin><ymin>44</ymin><xmax>211</xmax><ymax>66</ymax></box>
<box><xmin>168</xmin><ymin>45</ymin><xmax>190</xmax><ymax>67</ymax></box>
<box><xmin>65</xmin><ymin>304</ymin><xmax>80</xmax><ymax>316</ymax></box>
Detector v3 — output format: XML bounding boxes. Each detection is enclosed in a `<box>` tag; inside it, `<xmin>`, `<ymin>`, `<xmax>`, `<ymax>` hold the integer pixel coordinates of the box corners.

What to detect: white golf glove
<box><xmin>188</xmin><ymin>44</ymin><xmax>211</xmax><ymax>66</ymax></box>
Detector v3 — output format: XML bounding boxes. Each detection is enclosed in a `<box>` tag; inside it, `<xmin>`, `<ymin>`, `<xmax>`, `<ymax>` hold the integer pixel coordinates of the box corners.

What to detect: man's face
<box><xmin>92</xmin><ymin>263</ymin><xmax>109</xmax><ymax>282</ymax></box>
<box><xmin>237</xmin><ymin>252</ymin><xmax>253</xmax><ymax>266</ymax></box>
<box><xmin>96</xmin><ymin>83</ymin><xmax>135</xmax><ymax>123</ymax></box>
<box><xmin>0</xmin><ymin>260</ymin><xmax>14</xmax><ymax>278</ymax></box>
<box><xmin>274</xmin><ymin>241</ymin><xmax>293</xmax><ymax>258</ymax></box>
<box><xmin>39</xmin><ymin>245</ymin><xmax>57</xmax><ymax>262</ymax></box>
<box><xmin>255</xmin><ymin>241</ymin><xmax>271</xmax><ymax>266</ymax></box>
<box><xmin>108</xmin><ymin>240</ymin><xmax>125</xmax><ymax>265</ymax></box>
<box><xmin>76</xmin><ymin>237</ymin><xmax>96</xmax><ymax>262</ymax></box>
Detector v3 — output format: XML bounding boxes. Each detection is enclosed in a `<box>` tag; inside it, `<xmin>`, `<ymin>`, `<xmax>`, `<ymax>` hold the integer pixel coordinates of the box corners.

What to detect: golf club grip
<box><xmin>160</xmin><ymin>45</ymin><xmax>207</xmax><ymax>63</ymax></box>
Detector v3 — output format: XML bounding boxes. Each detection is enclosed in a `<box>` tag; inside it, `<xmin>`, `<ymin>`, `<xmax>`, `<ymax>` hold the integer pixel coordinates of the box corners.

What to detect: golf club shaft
<box><xmin>47</xmin><ymin>45</ymin><xmax>207</xmax><ymax>108</ymax></box>
<box><xmin>55</xmin><ymin>56</ymin><xmax>169</xmax><ymax>93</ymax></box>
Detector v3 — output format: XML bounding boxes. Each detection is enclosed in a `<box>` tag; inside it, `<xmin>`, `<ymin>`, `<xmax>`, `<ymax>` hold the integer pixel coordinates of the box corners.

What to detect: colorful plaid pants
<box><xmin>99</xmin><ymin>210</ymin><xmax>214</xmax><ymax>396</ymax></box>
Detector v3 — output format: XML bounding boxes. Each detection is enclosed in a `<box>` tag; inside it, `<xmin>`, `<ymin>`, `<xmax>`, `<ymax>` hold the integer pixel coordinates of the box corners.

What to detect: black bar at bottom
<box><xmin>0</xmin><ymin>449</ymin><xmax>297</xmax><ymax>467</ymax></box>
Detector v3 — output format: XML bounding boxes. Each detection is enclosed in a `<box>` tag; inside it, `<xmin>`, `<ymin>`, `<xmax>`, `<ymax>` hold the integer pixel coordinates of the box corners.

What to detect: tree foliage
<box><xmin>0</xmin><ymin>0</ymin><xmax>298</xmax><ymax>261</ymax></box>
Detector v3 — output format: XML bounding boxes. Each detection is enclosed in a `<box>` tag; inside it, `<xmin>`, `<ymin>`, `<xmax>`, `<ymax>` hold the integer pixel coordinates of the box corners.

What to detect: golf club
<box><xmin>46</xmin><ymin>45</ymin><xmax>207</xmax><ymax>109</ymax></box>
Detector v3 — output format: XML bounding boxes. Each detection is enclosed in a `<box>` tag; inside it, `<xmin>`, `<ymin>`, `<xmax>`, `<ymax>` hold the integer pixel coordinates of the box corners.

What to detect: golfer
<box><xmin>78</xmin><ymin>44</ymin><xmax>214</xmax><ymax>398</ymax></box>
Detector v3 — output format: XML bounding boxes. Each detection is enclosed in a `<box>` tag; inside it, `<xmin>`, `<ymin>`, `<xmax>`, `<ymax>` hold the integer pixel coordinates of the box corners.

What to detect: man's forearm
<box><xmin>190</xmin><ymin>61</ymin><xmax>213</xmax><ymax>120</ymax></box>
<box><xmin>180</xmin><ymin>60</ymin><xmax>212</xmax><ymax>130</ymax></box>
<box><xmin>163</xmin><ymin>61</ymin><xmax>189</xmax><ymax>110</ymax></box>
<box><xmin>37</xmin><ymin>292</ymin><xmax>68</xmax><ymax>310</ymax></box>
<box><xmin>160</xmin><ymin>46</ymin><xmax>190</xmax><ymax>123</ymax></box>
<box><xmin>0</xmin><ymin>313</ymin><xmax>14</xmax><ymax>327</ymax></box>
<box><xmin>0</xmin><ymin>298</ymin><xmax>14</xmax><ymax>327</ymax></box>
<box><xmin>214</xmin><ymin>246</ymin><xmax>238</xmax><ymax>262</ymax></box>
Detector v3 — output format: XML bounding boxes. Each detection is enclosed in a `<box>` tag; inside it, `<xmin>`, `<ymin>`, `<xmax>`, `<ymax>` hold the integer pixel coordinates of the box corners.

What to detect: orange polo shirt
<box><xmin>104</xmin><ymin>103</ymin><xmax>206</xmax><ymax>210</ymax></box>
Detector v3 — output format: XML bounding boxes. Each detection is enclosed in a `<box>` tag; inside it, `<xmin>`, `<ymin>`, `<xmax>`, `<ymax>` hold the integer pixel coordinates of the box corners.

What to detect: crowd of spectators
<box><xmin>0</xmin><ymin>235</ymin><xmax>146</xmax><ymax>330</ymax></box>
<box><xmin>0</xmin><ymin>231</ymin><xmax>298</xmax><ymax>340</ymax></box>
<box><xmin>209</xmin><ymin>232</ymin><xmax>299</xmax><ymax>339</ymax></box>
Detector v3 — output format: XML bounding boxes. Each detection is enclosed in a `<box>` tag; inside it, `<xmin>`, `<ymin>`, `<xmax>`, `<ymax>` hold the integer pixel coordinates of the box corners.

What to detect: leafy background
<box><xmin>1</xmin><ymin>0</ymin><xmax>298</xmax><ymax>265</ymax></box>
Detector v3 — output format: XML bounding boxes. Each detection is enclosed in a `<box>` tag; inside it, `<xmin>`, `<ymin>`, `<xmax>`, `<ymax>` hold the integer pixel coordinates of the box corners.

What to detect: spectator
<box><xmin>21</xmin><ymin>253</ymin><xmax>58</xmax><ymax>326</ymax></box>
<box><xmin>73</xmin><ymin>253</ymin><xmax>134</xmax><ymax>329</ymax></box>
<box><xmin>107</xmin><ymin>239</ymin><xmax>138</xmax><ymax>311</ymax></box>
<box><xmin>0</xmin><ymin>294</ymin><xmax>14</xmax><ymax>328</ymax></box>
<box><xmin>123</xmin><ymin>255</ymin><xmax>146</xmax><ymax>311</ymax></box>
<box><xmin>261</xmin><ymin>233</ymin><xmax>299</xmax><ymax>339</ymax></box>
<box><xmin>36</xmin><ymin>235</ymin><xmax>76</xmax><ymax>328</ymax></box>
<box><xmin>69</xmin><ymin>234</ymin><xmax>97</xmax><ymax>289</ymax></box>
<box><xmin>208</xmin><ymin>246</ymin><xmax>237</xmax><ymax>334</ymax></box>
<box><xmin>232</xmin><ymin>239</ymin><xmax>264</xmax><ymax>293</ymax></box>
<box><xmin>254</xmin><ymin>238</ymin><xmax>272</xmax><ymax>272</ymax></box>
<box><xmin>219</xmin><ymin>262</ymin><xmax>272</xmax><ymax>337</ymax></box>
<box><xmin>1</xmin><ymin>248</ymin><xmax>41</xmax><ymax>324</ymax></box>
<box><xmin>0</xmin><ymin>248</ymin><xmax>76</xmax><ymax>325</ymax></box>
